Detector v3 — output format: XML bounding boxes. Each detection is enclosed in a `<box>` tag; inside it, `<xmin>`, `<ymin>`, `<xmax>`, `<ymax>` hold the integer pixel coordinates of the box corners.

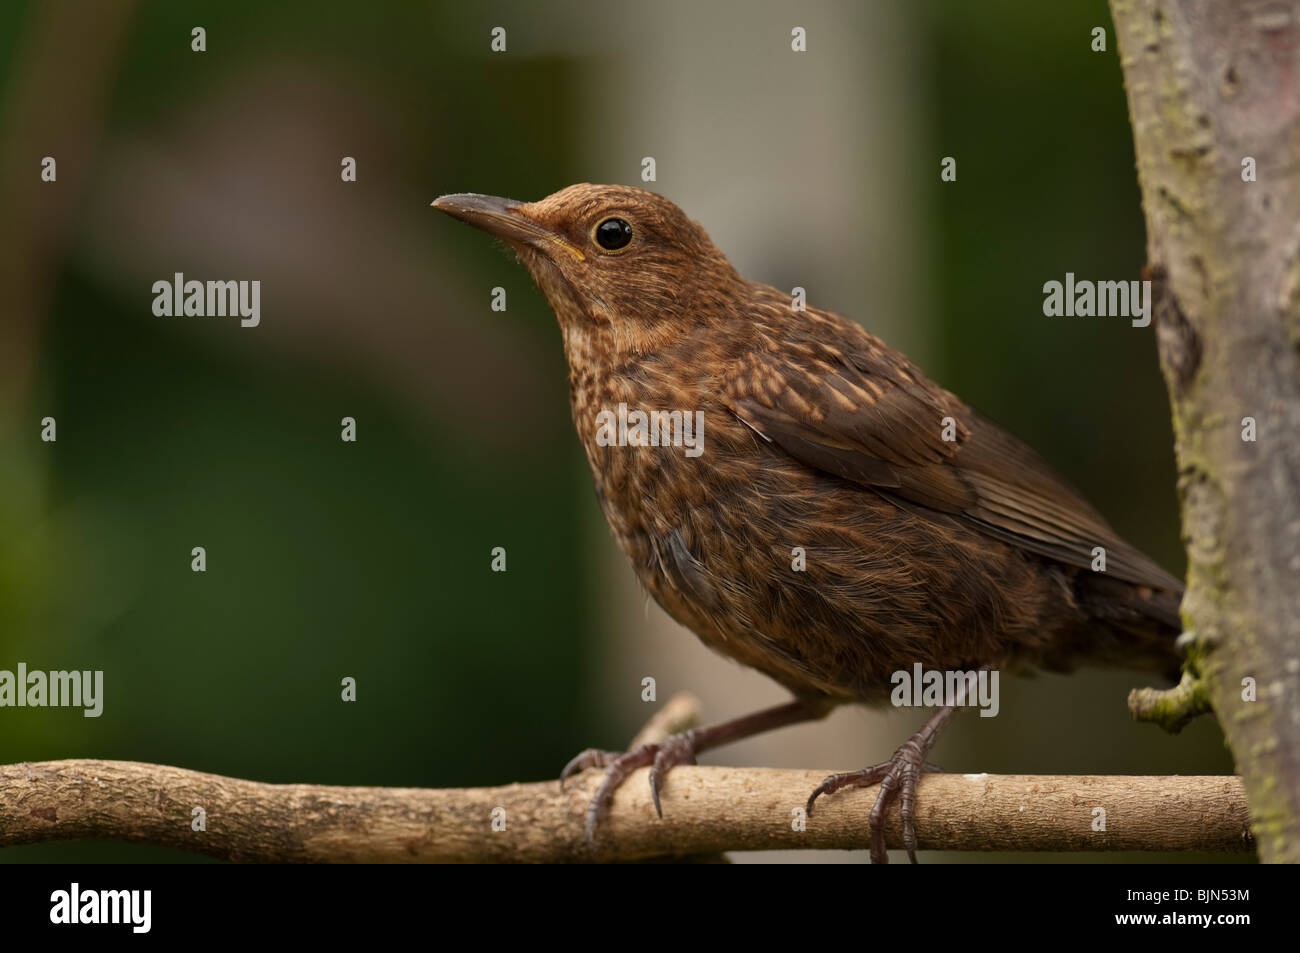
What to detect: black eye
<box><xmin>594</xmin><ymin>217</ymin><xmax>633</xmax><ymax>251</ymax></box>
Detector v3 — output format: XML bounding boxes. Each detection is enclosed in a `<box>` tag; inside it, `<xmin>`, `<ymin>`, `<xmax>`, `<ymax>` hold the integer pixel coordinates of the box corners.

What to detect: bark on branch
<box><xmin>1109</xmin><ymin>0</ymin><xmax>1300</xmax><ymax>861</ymax></box>
<box><xmin>0</xmin><ymin>764</ymin><xmax>1258</xmax><ymax>858</ymax></box>
<box><xmin>0</xmin><ymin>760</ymin><xmax>1253</xmax><ymax>862</ymax></box>
<box><xmin>0</xmin><ymin>696</ymin><xmax>1254</xmax><ymax>860</ymax></box>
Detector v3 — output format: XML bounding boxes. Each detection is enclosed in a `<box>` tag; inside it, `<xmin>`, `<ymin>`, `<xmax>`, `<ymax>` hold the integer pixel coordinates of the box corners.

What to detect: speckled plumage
<box><xmin>448</xmin><ymin>184</ymin><xmax>1180</xmax><ymax>699</ymax></box>
<box><xmin>433</xmin><ymin>183</ymin><xmax>1184</xmax><ymax>859</ymax></box>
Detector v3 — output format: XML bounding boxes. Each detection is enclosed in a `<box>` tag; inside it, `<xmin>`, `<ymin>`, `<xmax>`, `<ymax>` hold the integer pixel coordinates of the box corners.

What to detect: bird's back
<box><xmin>570</xmin><ymin>280</ymin><xmax>1184</xmax><ymax>700</ymax></box>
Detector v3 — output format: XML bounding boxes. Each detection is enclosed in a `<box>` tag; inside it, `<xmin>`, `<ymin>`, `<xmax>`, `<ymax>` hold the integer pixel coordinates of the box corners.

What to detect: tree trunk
<box><xmin>1110</xmin><ymin>0</ymin><xmax>1300</xmax><ymax>862</ymax></box>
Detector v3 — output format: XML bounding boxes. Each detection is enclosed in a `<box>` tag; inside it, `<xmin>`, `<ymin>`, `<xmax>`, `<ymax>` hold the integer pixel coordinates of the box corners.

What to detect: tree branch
<box><xmin>0</xmin><ymin>759</ymin><xmax>1253</xmax><ymax>861</ymax></box>
<box><xmin>0</xmin><ymin>696</ymin><xmax>1255</xmax><ymax>860</ymax></box>
<box><xmin>1129</xmin><ymin>667</ymin><xmax>1214</xmax><ymax>733</ymax></box>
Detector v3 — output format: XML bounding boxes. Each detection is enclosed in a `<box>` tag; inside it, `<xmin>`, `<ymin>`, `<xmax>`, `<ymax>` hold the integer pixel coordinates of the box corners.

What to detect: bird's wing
<box><xmin>723</xmin><ymin>327</ymin><xmax>1181</xmax><ymax>592</ymax></box>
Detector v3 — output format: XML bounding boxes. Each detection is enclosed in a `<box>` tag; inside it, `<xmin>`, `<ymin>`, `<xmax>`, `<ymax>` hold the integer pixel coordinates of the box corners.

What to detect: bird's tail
<box><xmin>1050</xmin><ymin>574</ymin><xmax>1185</xmax><ymax>682</ymax></box>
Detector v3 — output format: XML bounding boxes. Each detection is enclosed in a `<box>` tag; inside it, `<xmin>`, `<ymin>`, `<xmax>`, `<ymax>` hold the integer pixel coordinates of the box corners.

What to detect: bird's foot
<box><xmin>806</xmin><ymin>744</ymin><xmax>944</xmax><ymax>865</ymax></box>
<box><xmin>560</xmin><ymin>730</ymin><xmax>699</xmax><ymax>848</ymax></box>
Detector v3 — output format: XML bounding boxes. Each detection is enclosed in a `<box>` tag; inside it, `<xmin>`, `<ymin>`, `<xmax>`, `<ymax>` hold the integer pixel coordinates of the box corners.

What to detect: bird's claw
<box><xmin>559</xmin><ymin>730</ymin><xmax>699</xmax><ymax>849</ymax></box>
<box><xmin>806</xmin><ymin>744</ymin><xmax>943</xmax><ymax>864</ymax></box>
<box><xmin>558</xmin><ymin>747</ymin><xmax>621</xmax><ymax>789</ymax></box>
<box><xmin>648</xmin><ymin>731</ymin><xmax>699</xmax><ymax>817</ymax></box>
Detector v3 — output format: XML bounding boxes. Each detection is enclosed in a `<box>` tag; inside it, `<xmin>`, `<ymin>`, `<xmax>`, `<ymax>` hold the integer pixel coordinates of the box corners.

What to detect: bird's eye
<box><xmin>593</xmin><ymin>217</ymin><xmax>633</xmax><ymax>251</ymax></box>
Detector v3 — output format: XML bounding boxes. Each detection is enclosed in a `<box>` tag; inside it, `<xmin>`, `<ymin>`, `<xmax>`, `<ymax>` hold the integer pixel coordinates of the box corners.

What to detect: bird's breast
<box><xmin>564</xmin><ymin>358</ymin><xmax>1069</xmax><ymax>702</ymax></box>
<box><xmin>566</xmin><ymin>366</ymin><xmax>861</xmax><ymax>696</ymax></box>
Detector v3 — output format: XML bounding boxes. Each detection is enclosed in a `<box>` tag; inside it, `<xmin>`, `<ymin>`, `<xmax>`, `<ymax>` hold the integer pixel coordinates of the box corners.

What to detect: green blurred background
<box><xmin>0</xmin><ymin>0</ymin><xmax>1239</xmax><ymax>863</ymax></box>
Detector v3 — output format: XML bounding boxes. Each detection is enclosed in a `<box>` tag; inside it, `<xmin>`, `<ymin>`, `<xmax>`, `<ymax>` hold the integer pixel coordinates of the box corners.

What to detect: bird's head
<box><xmin>432</xmin><ymin>184</ymin><xmax>740</xmax><ymax>351</ymax></box>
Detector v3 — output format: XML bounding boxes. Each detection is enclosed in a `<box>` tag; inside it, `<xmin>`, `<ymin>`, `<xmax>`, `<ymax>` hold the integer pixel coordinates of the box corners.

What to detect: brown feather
<box><xmin>436</xmin><ymin>183</ymin><xmax>1185</xmax><ymax>703</ymax></box>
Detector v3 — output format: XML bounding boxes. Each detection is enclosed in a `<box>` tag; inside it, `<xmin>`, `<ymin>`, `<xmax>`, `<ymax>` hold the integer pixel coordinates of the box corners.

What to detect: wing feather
<box><xmin>724</xmin><ymin>311</ymin><xmax>1180</xmax><ymax>593</ymax></box>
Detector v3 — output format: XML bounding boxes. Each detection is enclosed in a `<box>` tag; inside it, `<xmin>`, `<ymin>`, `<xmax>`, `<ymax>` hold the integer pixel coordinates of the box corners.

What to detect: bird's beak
<box><xmin>431</xmin><ymin>193</ymin><xmax>585</xmax><ymax>262</ymax></box>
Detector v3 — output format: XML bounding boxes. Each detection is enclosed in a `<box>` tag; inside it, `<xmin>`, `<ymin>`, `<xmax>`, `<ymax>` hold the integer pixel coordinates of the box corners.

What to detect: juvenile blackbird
<box><xmin>432</xmin><ymin>184</ymin><xmax>1184</xmax><ymax>863</ymax></box>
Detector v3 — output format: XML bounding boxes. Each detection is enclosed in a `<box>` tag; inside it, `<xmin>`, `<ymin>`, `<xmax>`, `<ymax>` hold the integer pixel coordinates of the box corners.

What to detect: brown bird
<box><xmin>432</xmin><ymin>184</ymin><xmax>1184</xmax><ymax>863</ymax></box>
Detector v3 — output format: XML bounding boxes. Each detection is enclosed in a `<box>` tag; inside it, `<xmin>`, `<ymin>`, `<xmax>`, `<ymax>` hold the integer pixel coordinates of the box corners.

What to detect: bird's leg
<box><xmin>807</xmin><ymin>664</ymin><xmax>989</xmax><ymax>863</ymax></box>
<box><xmin>561</xmin><ymin>697</ymin><xmax>834</xmax><ymax>849</ymax></box>
<box><xmin>806</xmin><ymin>705</ymin><xmax>954</xmax><ymax>864</ymax></box>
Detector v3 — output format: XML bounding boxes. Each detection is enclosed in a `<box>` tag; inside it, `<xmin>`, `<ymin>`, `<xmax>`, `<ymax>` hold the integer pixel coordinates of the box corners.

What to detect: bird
<box><xmin>431</xmin><ymin>183</ymin><xmax>1184</xmax><ymax>863</ymax></box>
